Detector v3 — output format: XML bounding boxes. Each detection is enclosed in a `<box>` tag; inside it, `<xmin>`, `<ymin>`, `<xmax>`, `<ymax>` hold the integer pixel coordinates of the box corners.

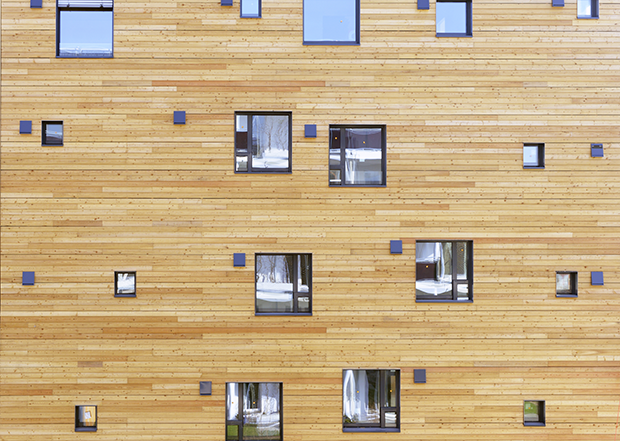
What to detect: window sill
<box><xmin>235</xmin><ymin>170</ymin><xmax>292</xmax><ymax>174</ymax></box>
<box><xmin>42</xmin><ymin>144</ymin><xmax>63</xmax><ymax>147</ymax></box>
<box><xmin>436</xmin><ymin>33</ymin><xmax>472</xmax><ymax>38</ymax></box>
<box><xmin>416</xmin><ymin>299</ymin><xmax>473</xmax><ymax>303</ymax></box>
<box><xmin>343</xmin><ymin>427</ymin><xmax>400</xmax><ymax>433</ymax></box>
<box><xmin>523</xmin><ymin>166</ymin><xmax>545</xmax><ymax>169</ymax></box>
<box><xmin>577</xmin><ymin>16</ymin><xmax>599</xmax><ymax>19</ymax></box>
<box><xmin>523</xmin><ymin>422</ymin><xmax>546</xmax><ymax>427</ymax></box>
<box><xmin>556</xmin><ymin>293</ymin><xmax>577</xmax><ymax>298</ymax></box>
<box><xmin>57</xmin><ymin>54</ymin><xmax>114</xmax><ymax>59</ymax></box>
<box><xmin>75</xmin><ymin>427</ymin><xmax>97</xmax><ymax>432</ymax></box>
<box><xmin>329</xmin><ymin>184</ymin><xmax>387</xmax><ymax>188</ymax></box>
<box><xmin>255</xmin><ymin>313</ymin><xmax>312</xmax><ymax>316</ymax></box>
<box><xmin>114</xmin><ymin>293</ymin><xmax>137</xmax><ymax>298</ymax></box>
<box><xmin>303</xmin><ymin>41</ymin><xmax>360</xmax><ymax>46</ymax></box>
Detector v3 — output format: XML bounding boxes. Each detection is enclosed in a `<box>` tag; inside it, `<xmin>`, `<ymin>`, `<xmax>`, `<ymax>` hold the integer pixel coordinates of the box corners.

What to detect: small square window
<box><xmin>241</xmin><ymin>0</ymin><xmax>261</xmax><ymax>17</ymax></box>
<box><xmin>255</xmin><ymin>254</ymin><xmax>311</xmax><ymax>315</ymax></box>
<box><xmin>235</xmin><ymin>112</ymin><xmax>292</xmax><ymax>173</ymax></box>
<box><xmin>42</xmin><ymin>121</ymin><xmax>63</xmax><ymax>146</ymax></box>
<box><xmin>436</xmin><ymin>0</ymin><xmax>472</xmax><ymax>37</ymax></box>
<box><xmin>523</xmin><ymin>143</ymin><xmax>544</xmax><ymax>169</ymax></box>
<box><xmin>226</xmin><ymin>383</ymin><xmax>282</xmax><ymax>440</ymax></box>
<box><xmin>577</xmin><ymin>0</ymin><xmax>598</xmax><ymax>18</ymax></box>
<box><xmin>115</xmin><ymin>271</ymin><xmax>136</xmax><ymax>297</ymax></box>
<box><xmin>524</xmin><ymin>400</ymin><xmax>545</xmax><ymax>426</ymax></box>
<box><xmin>416</xmin><ymin>241</ymin><xmax>473</xmax><ymax>302</ymax></box>
<box><xmin>556</xmin><ymin>271</ymin><xmax>577</xmax><ymax>297</ymax></box>
<box><xmin>303</xmin><ymin>0</ymin><xmax>360</xmax><ymax>45</ymax></box>
<box><xmin>329</xmin><ymin>125</ymin><xmax>386</xmax><ymax>186</ymax></box>
<box><xmin>75</xmin><ymin>405</ymin><xmax>97</xmax><ymax>432</ymax></box>
<box><xmin>57</xmin><ymin>1</ymin><xmax>114</xmax><ymax>58</ymax></box>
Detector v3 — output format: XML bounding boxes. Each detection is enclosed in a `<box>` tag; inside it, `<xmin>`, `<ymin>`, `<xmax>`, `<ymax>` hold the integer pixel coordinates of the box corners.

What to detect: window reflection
<box><xmin>304</xmin><ymin>0</ymin><xmax>359</xmax><ymax>44</ymax></box>
<box><xmin>255</xmin><ymin>254</ymin><xmax>312</xmax><ymax>314</ymax></box>
<box><xmin>58</xmin><ymin>11</ymin><xmax>113</xmax><ymax>58</ymax></box>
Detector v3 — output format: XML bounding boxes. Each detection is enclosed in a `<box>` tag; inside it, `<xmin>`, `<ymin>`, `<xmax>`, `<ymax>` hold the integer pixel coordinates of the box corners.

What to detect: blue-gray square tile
<box><xmin>390</xmin><ymin>240</ymin><xmax>403</xmax><ymax>254</ymax></box>
<box><xmin>22</xmin><ymin>271</ymin><xmax>35</xmax><ymax>285</ymax></box>
<box><xmin>304</xmin><ymin>124</ymin><xmax>317</xmax><ymax>138</ymax></box>
<box><xmin>20</xmin><ymin>121</ymin><xmax>32</xmax><ymax>134</ymax></box>
<box><xmin>233</xmin><ymin>253</ymin><xmax>246</xmax><ymax>267</ymax></box>
<box><xmin>591</xmin><ymin>271</ymin><xmax>604</xmax><ymax>285</ymax></box>
<box><xmin>173</xmin><ymin>111</ymin><xmax>186</xmax><ymax>125</ymax></box>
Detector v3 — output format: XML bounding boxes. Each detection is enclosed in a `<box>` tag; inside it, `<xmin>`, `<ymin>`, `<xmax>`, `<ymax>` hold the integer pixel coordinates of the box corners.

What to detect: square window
<box><xmin>75</xmin><ymin>405</ymin><xmax>97</xmax><ymax>432</ymax></box>
<box><xmin>42</xmin><ymin>121</ymin><xmax>63</xmax><ymax>146</ymax></box>
<box><xmin>577</xmin><ymin>0</ymin><xmax>598</xmax><ymax>18</ymax></box>
<box><xmin>523</xmin><ymin>143</ymin><xmax>545</xmax><ymax>168</ymax></box>
<box><xmin>255</xmin><ymin>254</ymin><xmax>311</xmax><ymax>315</ymax></box>
<box><xmin>241</xmin><ymin>0</ymin><xmax>261</xmax><ymax>18</ymax></box>
<box><xmin>329</xmin><ymin>125</ymin><xmax>386</xmax><ymax>186</ymax></box>
<box><xmin>226</xmin><ymin>382</ymin><xmax>282</xmax><ymax>441</ymax></box>
<box><xmin>436</xmin><ymin>0</ymin><xmax>472</xmax><ymax>37</ymax></box>
<box><xmin>343</xmin><ymin>369</ymin><xmax>400</xmax><ymax>432</ymax></box>
<box><xmin>556</xmin><ymin>271</ymin><xmax>577</xmax><ymax>297</ymax></box>
<box><xmin>115</xmin><ymin>271</ymin><xmax>136</xmax><ymax>297</ymax></box>
<box><xmin>235</xmin><ymin>112</ymin><xmax>292</xmax><ymax>173</ymax></box>
<box><xmin>303</xmin><ymin>0</ymin><xmax>360</xmax><ymax>45</ymax></box>
<box><xmin>524</xmin><ymin>400</ymin><xmax>545</xmax><ymax>426</ymax></box>
<box><xmin>416</xmin><ymin>241</ymin><xmax>473</xmax><ymax>302</ymax></box>
<box><xmin>57</xmin><ymin>0</ymin><xmax>113</xmax><ymax>58</ymax></box>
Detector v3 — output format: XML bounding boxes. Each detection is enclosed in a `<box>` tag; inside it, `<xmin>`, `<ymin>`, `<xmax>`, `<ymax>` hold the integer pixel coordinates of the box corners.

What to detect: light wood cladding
<box><xmin>1</xmin><ymin>0</ymin><xmax>619</xmax><ymax>440</ymax></box>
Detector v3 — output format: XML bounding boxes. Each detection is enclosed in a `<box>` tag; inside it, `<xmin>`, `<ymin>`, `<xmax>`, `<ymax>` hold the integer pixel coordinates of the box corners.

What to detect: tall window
<box><xmin>226</xmin><ymin>383</ymin><xmax>283</xmax><ymax>441</ymax></box>
<box><xmin>436</xmin><ymin>0</ymin><xmax>472</xmax><ymax>37</ymax></box>
<box><xmin>235</xmin><ymin>112</ymin><xmax>292</xmax><ymax>173</ymax></box>
<box><xmin>343</xmin><ymin>369</ymin><xmax>400</xmax><ymax>432</ymax></box>
<box><xmin>255</xmin><ymin>254</ymin><xmax>311</xmax><ymax>314</ymax></box>
<box><xmin>416</xmin><ymin>241</ymin><xmax>473</xmax><ymax>302</ymax></box>
<box><xmin>57</xmin><ymin>1</ymin><xmax>113</xmax><ymax>58</ymax></box>
<box><xmin>303</xmin><ymin>0</ymin><xmax>360</xmax><ymax>45</ymax></box>
<box><xmin>577</xmin><ymin>0</ymin><xmax>598</xmax><ymax>18</ymax></box>
<box><xmin>329</xmin><ymin>125</ymin><xmax>386</xmax><ymax>186</ymax></box>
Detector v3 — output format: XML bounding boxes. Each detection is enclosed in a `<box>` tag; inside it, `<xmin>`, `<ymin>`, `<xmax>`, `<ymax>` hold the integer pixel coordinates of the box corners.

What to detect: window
<box><xmin>329</xmin><ymin>125</ymin><xmax>386</xmax><ymax>186</ymax></box>
<box><xmin>226</xmin><ymin>382</ymin><xmax>282</xmax><ymax>441</ymax></box>
<box><xmin>42</xmin><ymin>121</ymin><xmax>63</xmax><ymax>146</ymax></box>
<box><xmin>436</xmin><ymin>0</ymin><xmax>472</xmax><ymax>37</ymax></box>
<box><xmin>577</xmin><ymin>0</ymin><xmax>598</xmax><ymax>18</ymax></box>
<box><xmin>556</xmin><ymin>271</ymin><xmax>577</xmax><ymax>297</ymax></box>
<box><xmin>523</xmin><ymin>400</ymin><xmax>545</xmax><ymax>426</ymax></box>
<box><xmin>115</xmin><ymin>271</ymin><xmax>136</xmax><ymax>297</ymax></box>
<box><xmin>343</xmin><ymin>369</ymin><xmax>400</xmax><ymax>432</ymax></box>
<box><xmin>75</xmin><ymin>405</ymin><xmax>97</xmax><ymax>432</ymax></box>
<box><xmin>416</xmin><ymin>241</ymin><xmax>473</xmax><ymax>302</ymax></box>
<box><xmin>235</xmin><ymin>112</ymin><xmax>292</xmax><ymax>173</ymax></box>
<box><xmin>523</xmin><ymin>143</ymin><xmax>544</xmax><ymax>169</ymax></box>
<box><xmin>57</xmin><ymin>0</ymin><xmax>113</xmax><ymax>58</ymax></box>
<box><xmin>241</xmin><ymin>0</ymin><xmax>261</xmax><ymax>17</ymax></box>
<box><xmin>255</xmin><ymin>254</ymin><xmax>311</xmax><ymax>314</ymax></box>
<box><xmin>303</xmin><ymin>0</ymin><xmax>360</xmax><ymax>45</ymax></box>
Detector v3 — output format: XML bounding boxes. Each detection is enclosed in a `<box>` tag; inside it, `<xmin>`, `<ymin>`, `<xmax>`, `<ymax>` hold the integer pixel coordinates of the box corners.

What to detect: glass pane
<box><xmin>455</xmin><ymin>241</ymin><xmax>468</xmax><ymax>279</ymax></box>
<box><xmin>256</xmin><ymin>255</ymin><xmax>294</xmax><ymax>313</ymax></box>
<box><xmin>45</xmin><ymin>124</ymin><xmax>63</xmax><ymax>145</ymax></box>
<box><xmin>556</xmin><ymin>273</ymin><xmax>571</xmax><ymax>293</ymax></box>
<box><xmin>383</xmin><ymin>370</ymin><xmax>398</xmax><ymax>408</ymax></box>
<box><xmin>304</xmin><ymin>0</ymin><xmax>357</xmax><ymax>43</ymax></box>
<box><xmin>329</xmin><ymin>169</ymin><xmax>341</xmax><ymax>185</ymax></box>
<box><xmin>236</xmin><ymin>115</ymin><xmax>248</xmax><ymax>132</ymax></box>
<box><xmin>456</xmin><ymin>283</ymin><xmax>469</xmax><ymax>301</ymax></box>
<box><xmin>523</xmin><ymin>145</ymin><xmax>540</xmax><ymax>167</ymax></box>
<box><xmin>251</xmin><ymin>115</ymin><xmax>289</xmax><ymax>170</ymax></box>
<box><xmin>578</xmin><ymin>0</ymin><xmax>592</xmax><ymax>17</ymax></box>
<box><xmin>236</xmin><ymin>156</ymin><xmax>248</xmax><ymax>172</ymax></box>
<box><xmin>226</xmin><ymin>425</ymin><xmax>239</xmax><ymax>441</ymax></box>
<box><xmin>227</xmin><ymin>383</ymin><xmax>240</xmax><ymax>421</ymax></box>
<box><xmin>436</xmin><ymin>2</ymin><xmax>467</xmax><ymax>34</ymax></box>
<box><xmin>297</xmin><ymin>255</ymin><xmax>311</xmax><ymax>294</ymax></box>
<box><xmin>343</xmin><ymin>128</ymin><xmax>383</xmax><ymax>185</ymax></box>
<box><xmin>242</xmin><ymin>383</ymin><xmax>281</xmax><ymax>441</ymax></box>
<box><xmin>76</xmin><ymin>406</ymin><xmax>97</xmax><ymax>428</ymax></box>
<box><xmin>297</xmin><ymin>297</ymin><xmax>310</xmax><ymax>313</ymax></box>
<box><xmin>241</xmin><ymin>0</ymin><xmax>260</xmax><ymax>17</ymax></box>
<box><xmin>116</xmin><ymin>273</ymin><xmax>135</xmax><ymax>294</ymax></box>
<box><xmin>524</xmin><ymin>401</ymin><xmax>541</xmax><ymax>422</ymax></box>
<box><xmin>343</xmin><ymin>370</ymin><xmax>380</xmax><ymax>426</ymax></box>
<box><xmin>59</xmin><ymin>11</ymin><xmax>113</xmax><ymax>57</ymax></box>
<box><xmin>384</xmin><ymin>411</ymin><xmax>397</xmax><ymax>428</ymax></box>
<box><xmin>416</xmin><ymin>242</ymin><xmax>453</xmax><ymax>300</ymax></box>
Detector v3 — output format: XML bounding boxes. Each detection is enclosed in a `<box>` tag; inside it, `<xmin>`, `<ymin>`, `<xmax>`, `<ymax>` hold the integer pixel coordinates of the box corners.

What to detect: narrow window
<box><xmin>523</xmin><ymin>143</ymin><xmax>545</xmax><ymax>169</ymax></box>
<box><xmin>235</xmin><ymin>112</ymin><xmax>292</xmax><ymax>173</ymax></box>
<box><xmin>226</xmin><ymin>382</ymin><xmax>283</xmax><ymax>441</ymax></box>
<box><xmin>75</xmin><ymin>405</ymin><xmax>97</xmax><ymax>432</ymax></box>
<box><xmin>556</xmin><ymin>271</ymin><xmax>577</xmax><ymax>297</ymax></box>
<box><xmin>255</xmin><ymin>254</ymin><xmax>311</xmax><ymax>315</ymax></box>
<box><xmin>115</xmin><ymin>271</ymin><xmax>136</xmax><ymax>297</ymax></box>
<box><xmin>42</xmin><ymin>121</ymin><xmax>63</xmax><ymax>146</ymax></box>
<box><xmin>329</xmin><ymin>125</ymin><xmax>386</xmax><ymax>186</ymax></box>
<box><xmin>416</xmin><ymin>241</ymin><xmax>473</xmax><ymax>302</ymax></box>
<box><xmin>241</xmin><ymin>0</ymin><xmax>261</xmax><ymax>17</ymax></box>
<box><xmin>524</xmin><ymin>400</ymin><xmax>545</xmax><ymax>426</ymax></box>
<box><xmin>343</xmin><ymin>369</ymin><xmax>400</xmax><ymax>432</ymax></box>
<box><xmin>57</xmin><ymin>0</ymin><xmax>113</xmax><ymax>58</ymax></box>
<box><xmin>303</xmin><ymin>0</ymin><xmax>360</xmax><ymax>45</ymax></box>
<box><xmin>577</xmin><ymin>0</ymin><xmax>598</xmax><ymax>18</ymax></box>
<box><xmin>436</xmin><ymin>0</ymin><xmax>472</xmax><ymax>37</ymax></box>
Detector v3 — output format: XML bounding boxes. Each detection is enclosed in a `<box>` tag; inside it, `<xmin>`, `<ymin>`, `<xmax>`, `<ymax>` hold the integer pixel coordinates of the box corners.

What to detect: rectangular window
<box><xmin>577</xmin><ymin>0</ymin><xmax>598</xmax><ymax>18</ymax></box>
<box><xmin>556</xmin><ymin>271</ymin><xmax>577</xmax><ymax>297</ymax></box>
<box><xmin>524</xmin><ymin>400</ymin><xmax>545</xmax><ymax>426</ymax></box>
<box><xmin>115</xmin><ymin>271</ymin><xmax>136</xmax><ymax>297</ymax></box>
<box><xmin>436</xmin><ymin>0</ymin><xmax>472</xmax><ymax>37</ymax></box>
<box><xmin>416</xmin><ymin>241</ymin><xmax>473</xmax><ymax>302</ymax></box>
<box><xmin>523</xmin><ymin>143</ymin><xmax>544</xmax><ymax>169</ymax></box>
<box><xmin>235</xmin><ymin>112</ymin><xmax>292</xmax><ymax>173</ymax></box>
<box><xmin>241</xmin><ymin>0</ymin><xmax>261</xmax><ymax>17</ymax></box>
<box><xmin>57</xmin><ymin>0</ymin><xmax>113</xmax><ymax>58</ymax></box>
<box><xmin>75</xmin><ymin>405</ymin><xmax>97</xmax><ymax>432</ymax></box>
<box><xmin>343</xmin><ymin>369</ymin><xmax>400</xmax><ymax>432</ymax></box>
<box><xmin>329</xmin><ymin>125</ymin><xmax>386</xmax><ymax>186</ymax></box>
<box><xmin>255</xmin><ymin>254</ymin><xmax>311</xmax><ymax>315</ymax></box>
<box><xmin>303</xmin><ymin>0</ymin><xmax>360</xmax><ymax>45</ymax></box>
<box><xmin>226</xmin><ymin>382</ymin><xmax>282</xmax><ymax>441</ymax></box>
<box><xmin>42</xmin><ymin>121</ymin><xmax>63</xmax><ymax>146</ymax></box>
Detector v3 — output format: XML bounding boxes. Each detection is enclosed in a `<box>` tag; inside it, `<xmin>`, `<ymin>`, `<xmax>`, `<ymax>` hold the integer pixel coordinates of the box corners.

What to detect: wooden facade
<box><xmin>1</xmin><ymin>0</ymin><xmax>619</xmax><ymax>440</ymax></box>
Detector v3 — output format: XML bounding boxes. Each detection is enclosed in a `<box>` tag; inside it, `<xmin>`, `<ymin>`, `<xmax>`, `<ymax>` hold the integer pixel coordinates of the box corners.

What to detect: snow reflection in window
<box><xmin>226</xmin><ymin>382</ymin><xmax>282</xmax><ymax>441</ymax></box>
<box><xmin>255</xmin><ymin>254</ymin><xmax>311</xmax><ymax>314</ymax></box>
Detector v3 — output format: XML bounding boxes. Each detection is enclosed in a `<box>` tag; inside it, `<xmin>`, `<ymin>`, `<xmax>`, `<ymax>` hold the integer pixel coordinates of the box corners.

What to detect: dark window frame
<box><xmin>240</xmin><ymin>0</ymin><xmax>261</xmax><ymax>18</ymax></box>
<box><xmin>436</xmin><ymin>0</ymin><xmax>473</xmax><ymax>38</ymax></box>
<box><xmin>226</xmin><ymin>382</ymin><xmax>283</xmax><ymax>441</ymax></box>
<box><xmin>329</xmin><ymin>124</ymin><xmax>387</xmax><ymax>187</ymax></box>
<box><xmin>234</xmin><ymin>111</ymin><xmax>293</xmax><ymax>174</ymax></box>
<box><xmin>114</xmin><ymin>271</ymin><xmax>136</xmax><ymax>298</ymax></box>
<box><xmin>75</xmin><ymin>405</ymin><xmax>97</xmax><ymax>432</ymax></box>
<box><xmin>556</xmin><ymin>271</ymin><xmax>578</xmax><ymax>297</ymax></box>
<box><xmin>41</xmin><ymin>121</ymin><xmax>64</xmax><ymax>146</ymax></box>
<box><xmin>523</xmin><ymin>400</ymin><xmax>546</xmax><ymax>426</ymax></box>
<box><xmin>342</xmin><ymin>369</ymin><xmax>400</xmax><ymax>433</ymax></box>
<box><xmin>56</xmin><ymin>1</ymin><xmax>114</xmax><ymax>58</ymax></box>
<box><xmin>577</xmin><ymin>0</ymin><xmax>599</xmax><ymax>18</ymax></box>
<box><xmin>415</xmin><ymin>240</ymin><xmax>474</xmax><ymax>303</ymax></box>
<box><xmin>254</xmin><ymin>253</ymin><xmax>312</xmax><ymax>316</ymax></box>
<box><xmin>303</xmin><ymin>0</ymin><xmax>361</xmax><ymax>46</ymax></box>
<box><xmin>523</xmin><ymin>143</ymin><xmax>545</xmax><ymax>169</ymax></box>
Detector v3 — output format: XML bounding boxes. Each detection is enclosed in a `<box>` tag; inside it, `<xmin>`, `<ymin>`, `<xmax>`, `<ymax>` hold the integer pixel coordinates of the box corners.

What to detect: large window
<box><xmin>226</xmin><ymin>383</ymin><xmax>283</xmax><ymax>441</ymax></box>
<box><xmin>235</xmin><ymin>112</ymin><xmax>292</xmax><ymax>173</ymax></box>
<box><xmin>436</xmin><ymin>0</ymin><xmax>472</xmax><ymax>37</ymax></box>
<box><xmin>255</xmin><ymin>254</ymin><xmax>311</xmax><ymax>315</ymax></box>
<box><xmin>303</xmin><ymin>0</ymin><xmax>360</xmax><ymax>45</ymax></box>
<box><xmin>57</xmin><ymin>1</ymin><xmax>113</xmax><ymax>58</ymax></box>
<box><xmin>329</xmin><ymin>125</ymin><xmax>386</xmax><ymax>186</ymax></box>
<box><xmin>343</xmin><ymin>369</ymin><xmax>400</xmax><ymax>432</ymax></box>
<box><xmin>577</xmin><ymin>0</ymin><xmax>598</xmax><ymax>18</ymax></box>
<box><xmin>416</xmin><ymin>241</ymin><xmax>473</xmax><ymax>302</ymax></box>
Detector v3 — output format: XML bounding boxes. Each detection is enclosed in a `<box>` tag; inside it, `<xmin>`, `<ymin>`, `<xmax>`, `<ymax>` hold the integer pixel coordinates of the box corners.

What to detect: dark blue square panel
<box><xmin>591</xmin><ymin>271</ymin><xmax>604</xmax><ymax>286</ymax></box>
<box><xmin>173</xmin><ymin>111</ymin><xmax>186</xmax><ymax>125</ymax></box>
<box><xmin>591</xmin><ymin>143</ymin><xmax>604</xmax><ymax>157</ymax></box>
<box><xmin>221</xmin><ymin>0</ymin><xmax>232</xmax><ymax>5</ymax></box>
<box><xmin>304</xmin><ymin>124</ymin><xmax>317</xmax><ymax>138</ymax></box>
<box><xmin>233</xmin><ymin>253</ymin><xmax>246</xmax><ymax>267</ymax></box>
<box><xmin>200</xmin><ymin>381</ymin><xmax>212</xmax><ymax>396</ymax></box>
<box><xmin>414</xmin><ymin>369</ymin><xmax>426</xmax><ymax>383</ymax></box>
<box><xmin>31</xmin><ymin>0</ymin><xmax>42</xmax><ymax>7</ymax></box>
<box><xmin>390</xmin><ymin>240</ymin><xmax>402</xmax><ymax>254</ymax></box>
<box><xmin>22</xmin><ymin>271</ymin><xmax>35</xmax><ymax>285</ymax></box>
<box><xmin>418</xmin><ymin>0</ymin><xmax>430</xmax><ymax>9</ymax></box>
<box><xmin>552</xmin><ymin>0</ymin><xmax>564</xmax><ymax>7</ymax></box>
<box><xmin>20</xmin><ymin>121</ymin><xmax>32</xmax><ymax>134</ymax></box>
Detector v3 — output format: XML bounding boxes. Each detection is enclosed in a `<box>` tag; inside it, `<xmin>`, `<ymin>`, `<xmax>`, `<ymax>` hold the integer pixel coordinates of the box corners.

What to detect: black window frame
<box><xmin>226</xmin><ymin>382</ymin><xmax>283</xmax><ymax>441</ymax></box>
<box><xmin>523</xmin><ymin>143</ymin><xmax>545</xmax><ymax>169</ymax></box>
<box><xmin>303</xmin><ymin>0</ymin><xmax>361</xmax><ymax>46</ymax></box>
<box><xmin>56</xmin><ymin>0</ymin><xmax>114</xmax><ymax>58</ymax></box>
<box><xmin>254</xmin><ymin>253</ymin><xmax>312</xmax><ymax>315</ymax></box>
<box><xmin>329</xmin><ymin>125</ymin><xmax>387</xmax><ymax>187</ymax></box>
<box><xmin>75</xmin><ymin>405</ymin><xmax>97</xmax><ymax>432</ymax></box>
<box><xmin>342</xmin><ymin>369</ymin><xmax>400</xmax><ymax>433</ymax></box>
<box><xmin>523</xmin><ymin>400</ymin><xmax>546</xmax><ymax>426</ymax></box>
<box><xmin>577</xmin><ymin>0</ymin><xmax>599</xmax><ymax>18</ymax></box>
<box><xmin>556</xmin><ymin>271</ymin><xmax>578</xmax><ymax>297</ymax></box>
<box><xmin>114</xmin><ymin>271</ymin><xmax>136</xmax><ymax>298</ymax></box>
<box><xmin>436</xmin><ymin>0</ymin><xmax>473</xmax><ymax>38</ymax></box>
<box><xmin>240</xmin><ymin>0</ymin><xmax>261</xmax><ymax>18</ymax></box>
<box><xmin>415</xmin><ymin>240</ymin><xmax>474</xmax><ymax>303</ymax></box>
<box><xmin>41</xmin><ymin>121</ymin><xmax>64</xmax><ymax>146</ymax></box>
<box><xmin>235</xmin><ymin>111</ymin><xmax>293</xmax><ymax>174</ymax></box>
